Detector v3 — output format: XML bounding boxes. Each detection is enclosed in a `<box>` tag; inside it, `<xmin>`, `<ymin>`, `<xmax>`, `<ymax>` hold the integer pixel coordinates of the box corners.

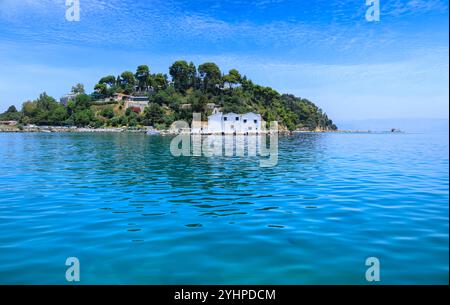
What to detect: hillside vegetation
<box><xmin>0</xmin><ymin>61</ymin><xmax>337</xmax><ymax>131</ymax></box>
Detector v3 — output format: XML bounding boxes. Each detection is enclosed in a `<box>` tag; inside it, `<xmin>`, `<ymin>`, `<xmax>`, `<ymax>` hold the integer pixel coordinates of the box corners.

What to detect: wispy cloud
<box><xmin>0</xmin><ymin>0</ymin><xmax>447</xmax><ymax>57</ymax></box>
<box><xmin>0</xmin><ymin>0</ymin><xmax>447</xmax><ymax>119</ymax></box>
<box><xmin>383</xmin><ymin>0</ymin><xmax>448</xmax><ymax>17</ymax></box>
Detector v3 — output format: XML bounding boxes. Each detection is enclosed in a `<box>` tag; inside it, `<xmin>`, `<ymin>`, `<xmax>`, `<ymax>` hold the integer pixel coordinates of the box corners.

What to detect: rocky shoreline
<box><xmin>0</xmin><ymin>125</ymin><xmax>372</xmax><ymax>134</ymax></box>
<box><xmin>0</xmin><ymin>125</ymin><xmax>159</xmax><ymax>134</ymax></box>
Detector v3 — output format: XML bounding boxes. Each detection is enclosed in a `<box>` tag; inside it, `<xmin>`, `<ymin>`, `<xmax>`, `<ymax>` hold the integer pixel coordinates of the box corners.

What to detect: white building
<box><xmin>60</xmin><ymin>93</ymin><xmax>78</xmax><ymax>106</ymax></box>
<box><xmin>207</xmin><ymin>112</ymin><xmax>262</xmax><ymax>134</ymax></box>
<box><xmin>241</xmin><ymin>112</ymin><xmax>261</xmax><ymax>133</ymax></box>
<box><xmin>207</xmin><ymin>112</ymin><xmax>223</xmax><ymax>134</ymax></box>
<box><xmin>223</xmin><ymin>112</ymin><xmax>240</xmax><ymax>134</ymax></box>
<box><xmin>206</xmin><ymin>103</ymin><xmax>219</xmax><ymax>110</ymax></box>
<box><xmin>191</xmin><ymin>113</ymin><xmax>208</xmax><ymax>134</ymax></box>
<box><xmin>124</xmin><ymin>97</ymin><xmax>149</xmax><ymax>113</ymax></box>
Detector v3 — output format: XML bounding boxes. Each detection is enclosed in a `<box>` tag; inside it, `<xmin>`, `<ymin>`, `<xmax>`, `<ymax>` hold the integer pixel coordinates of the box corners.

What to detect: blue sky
<box><xmin>0</xmin><ymin>0</ymin><xmax>448</xmax><ymax>123</ymax></box>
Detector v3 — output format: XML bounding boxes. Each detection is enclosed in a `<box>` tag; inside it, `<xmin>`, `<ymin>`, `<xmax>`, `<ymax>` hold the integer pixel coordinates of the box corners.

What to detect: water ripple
<box><xmin>0</xmin><ymin>132</ymin><xmax>448</xmax><ymax>284</ymax></box>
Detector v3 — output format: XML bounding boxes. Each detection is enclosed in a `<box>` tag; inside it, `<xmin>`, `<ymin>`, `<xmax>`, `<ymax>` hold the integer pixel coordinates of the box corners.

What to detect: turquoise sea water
<box><xmin>0</xmin><ymin>132</ymin><xmax>448</xmax><ymax>284</ymax></box>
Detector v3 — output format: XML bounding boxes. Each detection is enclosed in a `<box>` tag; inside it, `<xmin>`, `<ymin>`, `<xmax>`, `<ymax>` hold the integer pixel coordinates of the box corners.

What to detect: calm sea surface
<box><xmin>0</xmin><ymin>132</ymin><xmax>448</xmax><ymax>284</ymax></box>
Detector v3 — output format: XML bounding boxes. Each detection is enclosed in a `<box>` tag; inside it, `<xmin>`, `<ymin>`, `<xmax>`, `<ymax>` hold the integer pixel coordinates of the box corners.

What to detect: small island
<box><xmin>0</xmin><ymin>60</ymin><xmax>337</xmax><ymax>133</ymax></box>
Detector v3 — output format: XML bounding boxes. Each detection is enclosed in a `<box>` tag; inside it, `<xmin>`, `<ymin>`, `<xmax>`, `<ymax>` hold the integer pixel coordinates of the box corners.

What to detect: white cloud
<box><xmin>384</xmin><ymin>0</ymin><xmax>448</xmax><ymax>17</ymax></box>
<box><xmin>0</xmin><ymin>0</ymin><xmax>448</xmax><ymax>119</ymax></box>
<box><xmin>0</xmin><ymin>0</ymin><xmax>445</xmax><ymax>53</ymax></box>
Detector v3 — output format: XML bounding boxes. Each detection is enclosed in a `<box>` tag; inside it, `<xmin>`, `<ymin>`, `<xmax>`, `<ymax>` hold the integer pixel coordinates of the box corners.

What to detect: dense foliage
<box><xmin>0</xmin><ymin>61</ymin><xmax>337</xmax><ymax>131</ymax></box>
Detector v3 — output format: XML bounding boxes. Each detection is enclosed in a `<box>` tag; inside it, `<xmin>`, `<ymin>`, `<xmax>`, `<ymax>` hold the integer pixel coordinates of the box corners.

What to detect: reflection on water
<box><xmin>0</xmin><ymin>132</ymin><xmax>448</xmax><ymax>284</ymax></box>
<box><xmin>170</xmin><ymin>134</ymin><xmax>279</xmax><ymax>168</ymax></box>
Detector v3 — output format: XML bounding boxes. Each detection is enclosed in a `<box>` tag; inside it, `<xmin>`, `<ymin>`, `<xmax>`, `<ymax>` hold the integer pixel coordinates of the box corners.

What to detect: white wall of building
<box><xmin>223</xmin><ymin>113</ymin><xmax>240</xmax><ymax>134</ymax></box>
<box><xmin>206</xmin><ymin>112</ymin><xmax>262</xmax><ymax>134</ymax></box>
<box><xmin>207</xmin><ymin>112</ymin><xmax>223</xmax><ymax>134</ymax></box>
<box><xmin>241</xmin><ymin>112</ymin><xmax>262</xmax><ymax>134</ymax></box>
<box><xmin>124</xmin><ymin>101</ymin><xmax>149</xmax><ymax>112</ymax></box>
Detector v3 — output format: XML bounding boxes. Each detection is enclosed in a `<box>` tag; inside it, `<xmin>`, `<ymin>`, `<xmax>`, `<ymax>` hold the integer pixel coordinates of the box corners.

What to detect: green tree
<box><xmin>74</xmin><ymin>94</ymin><xmax>92</xmax><ymax>110</ymax></box>
<box><xmin>144</xmin><ymin>103</ymin><xmax>164</xmax><ymax>126</ymax></box>
<box><xmin>7</xmin><ymin>105</ymin><xmax>18</xmax><ymax>113</ymax></box>
<box><xmin>169</xmin><ymin>60</ymin><xmax>190</xmax><ymax>92</ymax></box>
<box><xmin>94</xmin><ymin>83</ymin><xmax>107</xmax><ymax>95</ymax></box>
<box><xmin>99</xmin><ymin>75</ymin><xmax>116</xmax><ymax>87</ymax></box>
<box><xmin>152</xmin><ymin>73</ymin><xmax>169</xmax><ymax>91</ymax></box>
<box><xmin>119</xmin><ymin>71</ymin><xmax>136</xmax><ymax>94</ymax></box>
<box><xmin>0</xmin><ymin>105</ymin><xmax>20</xmax><ymax>121</ymax></box>
<box><xmin>198</xmin><ymin>62</ymin><xmax>222</xmax><ymax>93</ymax></box>
<box><xmin>72</xmin><ymin>109</ymin><xmax>93</xmax><ymax>127</ymax></box>
<box><xmin>36</xmin><ymin>92</ymin><xmax>58</xmax><ymax>111</ymax></box>
<box><xmin>94</xmin><ymin>75</ymin><xmax>117</xmax><ymax>97</ymax></box>
<box><xmin>22</xmin><ymin>101</ymin><xmax>37</xmax><ymax>118</ymax></box>
<box><xmin>101</xmin><ymin>107</ymin><xmax>115</xmax><ymax>119</ymax></box>
<box><xmin>191</xmin><ymin>94</ymin><xmax>208</xmax><ymax>113</ymax></box>
<box><xmin>151</xmin><ymin>90</ymin><xmax>171</xmax><ymax>106</ymax></box>
<box><xmin>71</xmin><ymin>83</ymin><xmax>85</xmax><ymax>94</ymax></box>
<box><xmin>187</xmin><ymin>62</ymin><xmax>197</xmax><ymax>89</ymax></box>
<box><xmin>126</xmin><ymin>110</ymin><xmax>139</xmax><ymax>127</ymax></box>
<box><xmin>91</xmin><ymin>117</ymin><xmax>104</xmax><ymax>128</ymax></box>
<box><xmin>48</xmin><ymin>105</ymin><xmax>68</xmax><ymax>125</ymax></box>
<box><xmin>135</xmin><ymin>65</ymin><xmax>150</xmax><ymax>92</ymax></box>
<box><xmin>223</xmin><ymin>69</ymin><xmax>242</xmax><ymax>90</ymax></box>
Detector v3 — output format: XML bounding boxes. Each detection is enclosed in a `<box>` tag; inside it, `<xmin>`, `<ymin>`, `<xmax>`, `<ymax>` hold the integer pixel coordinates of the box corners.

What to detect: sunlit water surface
<box><xmin>0</xmin><ymin>132</ymin><xmax>448</xmax><ymax>284</ymax></box>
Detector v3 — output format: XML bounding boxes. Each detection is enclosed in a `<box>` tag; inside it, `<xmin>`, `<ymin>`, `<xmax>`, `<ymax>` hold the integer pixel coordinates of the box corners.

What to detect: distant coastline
<box><xmin>0</xmin><ymin>124</ymin><xmax>374</xmax><ymax>134</ymax></box>
<box><xmin>0</xmin><ymin>61</ymin><xmax>337</xmax><ymax>133</ymax></box>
